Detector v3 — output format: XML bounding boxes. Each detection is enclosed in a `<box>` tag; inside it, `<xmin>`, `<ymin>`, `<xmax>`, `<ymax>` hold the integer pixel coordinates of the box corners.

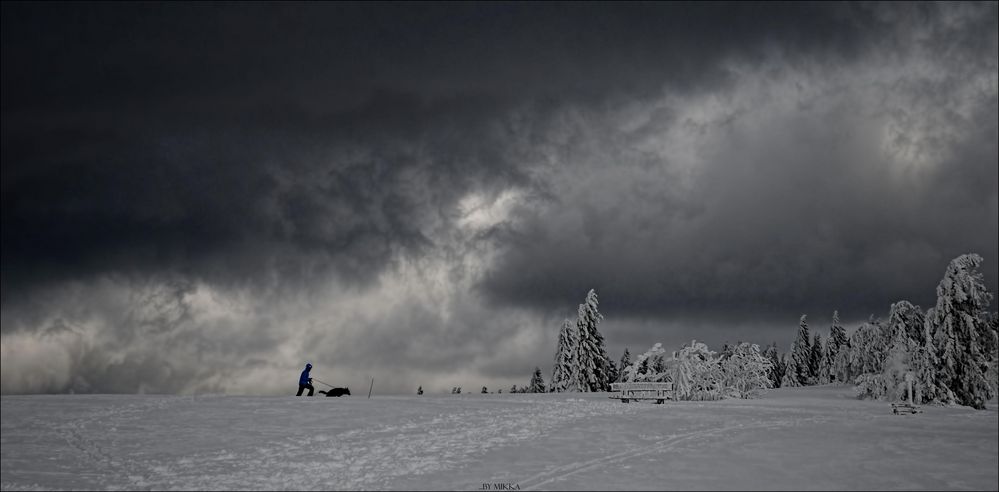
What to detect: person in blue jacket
<box><xmin>297</xmin><ymin>362</ymin><xmax>314</xmax><ymax>396</ymax></box>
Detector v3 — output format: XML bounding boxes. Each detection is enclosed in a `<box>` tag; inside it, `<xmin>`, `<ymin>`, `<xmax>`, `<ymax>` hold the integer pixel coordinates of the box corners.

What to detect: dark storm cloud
<box><xmin>2</xmin><ymin>1</ymin><xmax>896</xmax><ymax>301</ymax></box>
<box><xmin>2</xmin><ymin>2</ymin><xmax>997</xmax><ymax>394</ymax></box>
<box><xmin>478</xmin><ymin>2</ymin><xmax>999</xmax><ymax>323</ymax></box>
<box><xmin>483</xmin><ymin>94</ymin><xmax>998</xmax><ymax>320</ymax></box>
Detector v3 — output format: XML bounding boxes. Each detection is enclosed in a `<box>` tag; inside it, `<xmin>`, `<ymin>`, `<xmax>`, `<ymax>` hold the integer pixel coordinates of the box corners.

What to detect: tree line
<box><xmin>420</xmin><ymin>253</ymin><xmax>997</xmax><ymax>408</ymax></box>
<box><xmin>770</xmin><ymin>253</ymin><xmax>998</xmax><ymax>409</ymax></box>
<box><xmin>545</xmin><ymin>253</ymin><xmax>997</xmax><ymax>408</ymax></box>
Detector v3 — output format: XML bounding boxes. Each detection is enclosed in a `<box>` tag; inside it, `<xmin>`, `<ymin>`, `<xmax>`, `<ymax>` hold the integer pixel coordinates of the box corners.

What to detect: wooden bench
<box><xmin>610</xmin><ymin>382</ymin><xmax>673</xmax><ymax>404</ymax></box>
<box><xmin>891</xmin><ymin>402</ymin><xmax>922</xmax><ymax>415</ymax></box>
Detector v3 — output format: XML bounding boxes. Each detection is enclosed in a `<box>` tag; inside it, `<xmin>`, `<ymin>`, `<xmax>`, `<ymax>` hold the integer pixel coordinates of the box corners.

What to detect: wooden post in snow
<box><xmin>905</xmin><ymin>372</ymin><xmax>913</xmax><ymax>405</ymax></box>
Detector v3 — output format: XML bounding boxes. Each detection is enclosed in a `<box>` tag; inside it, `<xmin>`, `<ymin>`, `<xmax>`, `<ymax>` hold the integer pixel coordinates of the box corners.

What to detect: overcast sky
<box><xmin>2</xmin><ymin>2</ymin><xmax>997</xmax><ymax>395</ymax></box>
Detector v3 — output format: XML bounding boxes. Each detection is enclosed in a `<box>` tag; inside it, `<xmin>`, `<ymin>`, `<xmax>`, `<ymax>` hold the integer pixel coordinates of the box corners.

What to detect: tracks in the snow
<box><xmin>518</xmin><ymin>414</ymin><xmax>826</xmax><ymax>490</ymax></box>
<box><xmin>54</xmin><ymin>397</ymin><xmax>194</xmax><ymax>491</ymax></box>
<box><xmin>43</xmin><ymin>397</ymin><xmax>826</xmax><ymax>491</ymax></box>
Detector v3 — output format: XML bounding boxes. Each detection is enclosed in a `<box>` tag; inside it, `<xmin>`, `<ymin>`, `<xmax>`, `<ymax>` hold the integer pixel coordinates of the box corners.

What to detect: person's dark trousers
<box><xmin>297</xmin><ymin>383</ymin><xmax>314</xmax><ymax>396</ymax></box>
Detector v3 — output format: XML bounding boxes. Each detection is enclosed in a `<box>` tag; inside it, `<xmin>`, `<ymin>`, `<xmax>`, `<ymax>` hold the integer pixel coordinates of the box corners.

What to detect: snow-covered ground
<box><xmin>2</xmin><ymin>385</ymin><xmax>996</xmax><ymax>491</ymax></box>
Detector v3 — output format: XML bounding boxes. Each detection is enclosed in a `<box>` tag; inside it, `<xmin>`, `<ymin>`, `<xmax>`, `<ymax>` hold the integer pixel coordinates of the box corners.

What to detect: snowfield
<box><xmin>2</xmin><ymin>385</ymin><xmax>997</xmax><ymax>491</ymax></box>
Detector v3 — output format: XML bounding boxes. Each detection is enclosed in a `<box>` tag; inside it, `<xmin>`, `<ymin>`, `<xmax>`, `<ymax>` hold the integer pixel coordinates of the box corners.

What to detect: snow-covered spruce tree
<box><xmin>827</xmin><ymin>311</ymin><xmax>850</xmax><ymax>383</ymax></box>
<box><xmin>912</xmin><ymin>310</ymin><xmax>943</xmax><ymax>402</ymax></box>
<box><xmin>620</xmin><ymin>355</ymin><xmax>648</xmax><ymax>382</ymax></box>
<box><xmin>928</xmin><ymin>253</ymin><xmax>995</xmax><ymax>409</ymax></box>
<box><xmin>636</xmin><ymin>356</ymin><xmax>651</xmax><ymax>380</ymax></box>
<box><xmin>617</xmin><ymin>348</ymin><xmax>632</xmax><ymax>383</ymax></box>
<box><xmin>607</xmin><ymin>359</ymin><xmax>619</xmax><ymax>386</ymax></box>
<box><xmin>891</xmin><ymin>301</ymin><xmax>933</xmax><ymax>403</ymax></box>
<box><xmin>550</xmin><ymin>318</ymin><xmax>578</xmax><ymax>392</ymax></box>
<box><xmin>850</xmin><ymin>314</ymin><xmax>890</xmax><ymax>377</ymax></box>
<box><xmin>670</xmin><ymin>340</ymin><xmax>723</xmax><ymax>400</ymax></box>
<box><xmin>810</xmin><ymin>333</ymin><xmax>824</xmax><ymax>384</ymax></box>
<box><xmin>820</xmin><ymin>338</ymin><xmax>833</xmax><ymax>384</ymax></box>
<box><xmin>719</xmin><ymin>342</ymin><xmax>734</xmax><ymax>360</ymax></box>
<box><xmin>621</xmin><ymin>343</ymin><xmax>666</xmax><ymax>382</ymax></box>
<box><xmin>833</xmin><ymin>338</ymin><xmax>853</xmax><ymax>384</ymax></box>
<box><xmin>984</xmin><ymin>312</ymin><xmax>999</xmax><ymax>397</ymax></box>
<box><xmin>764</xmin><ymin>343</ymin><xmax>783</xmax><ymax>388</ymax></box>
<box><xmin>891</xmin><ymin>300</ymin><xmax>927</xmax><ymax>346</ymax></box>
<box><xmin>529</xmin><ymin>366</ymin><xmax>547</xmax><ymax>393</ymax></box>
<box><xmin>722</xmin><ymin>343</ymin><xmax>774</xmax><ymax>398</ymax></box>
<box><xmin>652</xmin><ymin>354</ymin><xmax>666</xmax><ymax>376</ymax></box>
<box><xmin>855</xmin><ymin>301</ymin><xmax>923</xmax><ymax>401</ymax></box>
<box><xmin>780</xmin><ymin>347</ymin><xmax>800</xmax><ymax>388</ymax></box>
<box><xmin>849</xmin><ymin>322</ymin><xmax>867</xmax><ymax>378</ymax></box>
<box><xmin>575</xmin><ymin>289</ymin><xmax>610</xmax><ymax>392</ymax></box>
<box><xmin>791</xmin><ymin>315</ymin><xmax>812</xmax><ymax>385</ymax></box>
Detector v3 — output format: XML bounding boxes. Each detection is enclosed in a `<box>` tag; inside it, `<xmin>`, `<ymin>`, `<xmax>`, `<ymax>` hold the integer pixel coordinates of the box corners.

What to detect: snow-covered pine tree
<box><xmin>575</xmin><ymin>289</ymin><xmax>610</xmax><ymax>392</ymax></box>
<box><xmin>720</xmin><ymin>342</ymin><xmax>734</xmax><ymax>360</ymax></box>
<box><xmin>890</xmin><ymin>301</ymin><xmax>932</xmax><ymax>402</ymax></box>
<box><xmin>850</xmin><ymin>317</ymin><xmax>888</xmax><ymax>381</ymax></box>
<box><xmin>984</xmin><ymin>312</ymin><xmax>999</xmax><ymax>397</ymax></box>
<box><xmin>821</xmin><ymin>337</ymin><xmax>833</xmax><ymax>384</ymax></box>
<box><xmin>828</xmin><ymin>311</ymin><xmax>850</xmax><ymax>383</ymax></box>
<box><xmin>791</xmin><ymin>315</ymin><xmax>812</xmax><ymax>385</ymax></box>
<box><xmin>722</xmin><ymin>342</ymin><xmax>774</xmax><ymax>398</ymax></box>
<box><xmin>652</xmin><ymin>354</ymin><xmax>666</xmax><ymax>376</ymax></box>
<box><xmin>636</xmin><ymin>356</ymin><xmax>651</xmax><ymax>380</ymax></box>
<box><xmin>810</xmin><ymin>333</ymin><xmax>824</xmax><ymax>384</ymax></box>
<box><xmin>574</xmin><ymin>302</ymin><xmax>595</xmax><ymax>392</ymax></box>
<box><xmin>621</xmin><ymin>343</ymin><xmax>665</xmax><ymax>382</ymax></box>
<box><xmin>550</xmin><ymin>318</ymin><xmax>578</xmax><ymax>392</ymax></box>
<box><xmin>669</xmin><ymin>340</ymin><xmax>723</xmax><ymax>400</ymax></box>
<box><xmin>618</xmin><ymin>348</ymin><xmax>632</xmax><ymax>383</ymax></box>
<box><xmin>834</xmin><ymin>343</ymin><xmax>854</xmax><ymax>384</ymax></box>
<box><xmin>764</xmin><ymin>342</ymin><xmax>783</xmax><ymax>388</ymax></box>
<box><xmin>529</xmin><ymin>366</ymin><xmax>547</xmax><ymax>393</ymax></box>
<box><xmin>928</xmin><ymin>253</ymin><xmax>995</xmax><ymax>409</ymax></box>
<box><xmin>607</xmin><ymin>359</ymin><xmax>619</xmax><ymax>386</ymax></box>
<box><xmin>908</xmin><ymin>311</ymin><xmax>940</xmax><ymax>403</ymax></box>
<box><xmin>780</xmin><ymin>347</ymin><xmax>800</xmax><ymax>387</ymax></box>
<box><xmin>890</xmin><ymin>300</ymin><xmax>927</xmax><ymax>346</ymax></box>
<box><xmin>857</xmin><ymin>301</ymin><xmax>923</xmax><ymax>401</ymax></box>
